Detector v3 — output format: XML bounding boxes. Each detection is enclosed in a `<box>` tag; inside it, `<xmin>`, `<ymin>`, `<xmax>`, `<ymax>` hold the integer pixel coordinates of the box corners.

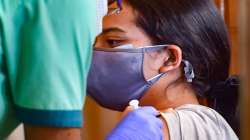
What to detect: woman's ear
<box><xmin>160</xmin><ymin>45</ymin><xmax>182</xmax><ymax>73</ymax></box>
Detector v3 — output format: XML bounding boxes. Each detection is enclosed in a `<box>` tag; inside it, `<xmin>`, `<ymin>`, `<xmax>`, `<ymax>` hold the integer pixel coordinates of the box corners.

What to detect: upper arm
<box><xmin>24</xmin><ymin>126</ymin><xmax>81</xmax><ymax>140</ymax></box>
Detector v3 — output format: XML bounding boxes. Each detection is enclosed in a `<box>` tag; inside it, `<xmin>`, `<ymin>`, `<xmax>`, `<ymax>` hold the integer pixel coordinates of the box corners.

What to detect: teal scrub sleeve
<box><xmin>2</xmin><ymin>0</ymin><xmax>96</xmax><ymax>128</ymax></box>
<box><xmin>0</xmin><ymin>21</ymin><xmax>20</xmax><ymax>138</ymax></box>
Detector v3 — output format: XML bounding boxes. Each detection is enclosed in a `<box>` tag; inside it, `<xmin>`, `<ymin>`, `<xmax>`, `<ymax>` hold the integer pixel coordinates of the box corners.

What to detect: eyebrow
<box><xmin>101</xmin><ymin>27</ymin><xmax>126</xmax><ymax>35</ymax></box>
<box><xmin>94</xmin><ymin>27</ymin><xmax>126</xmax><ymax>47</ymax></box>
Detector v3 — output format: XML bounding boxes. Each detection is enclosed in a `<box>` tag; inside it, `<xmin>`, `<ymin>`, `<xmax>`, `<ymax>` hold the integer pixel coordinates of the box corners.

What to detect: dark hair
<box><xmin>125</xmin><ymin>0</ymin><xmax>240</xmax><ymax>136</ymax></box>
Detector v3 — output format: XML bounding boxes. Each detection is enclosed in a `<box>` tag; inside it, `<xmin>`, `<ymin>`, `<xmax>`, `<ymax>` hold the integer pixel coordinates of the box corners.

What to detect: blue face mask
<box><xmin>87</xmin><ymin>44</ymin><xmax>167</xmax><ymax>111</ymax></box>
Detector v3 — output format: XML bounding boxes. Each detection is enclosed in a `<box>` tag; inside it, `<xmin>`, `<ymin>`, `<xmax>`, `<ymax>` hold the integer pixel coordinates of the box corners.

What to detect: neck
<box><xmin>155</xmin><ymin>81</ymin><xmax>199</xmax><ymax>112</ymax></box>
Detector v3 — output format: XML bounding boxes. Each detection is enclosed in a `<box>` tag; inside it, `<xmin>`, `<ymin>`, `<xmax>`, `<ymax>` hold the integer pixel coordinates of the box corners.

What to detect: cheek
<box><xmin>143</xmin><ymin>53</ymin><xmax>160</xmax><ymax>80</ymax></box>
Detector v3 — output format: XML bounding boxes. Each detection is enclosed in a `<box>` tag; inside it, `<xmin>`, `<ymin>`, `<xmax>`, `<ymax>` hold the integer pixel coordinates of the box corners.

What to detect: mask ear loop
<box><xmin>147</xmin><ymin>60</ymin><xmax>195</xmax><ymax>84</ymax></box>
<box><xmin>147</xmin><ymin>73</ymin><xmax>166</xmax><ymax>85</ymax></box>
<box><xmin>144</xmin><ymin>45</ymin><xmax>169</xmax><ymax>85</ymax></box>
<box><xmin>182</xmin><ymin>60</ymin><xmax>195</xmax><ymax>82</ymax></box>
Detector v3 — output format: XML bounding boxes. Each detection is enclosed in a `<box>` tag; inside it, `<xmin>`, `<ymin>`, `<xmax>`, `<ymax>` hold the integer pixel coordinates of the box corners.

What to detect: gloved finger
<box><xmin>136</xmin><ymin>106</ymin><xmax>159</xmax><ymax>116</ymax></box>
<box><xmin>159</xmin><ymin>129</ymin><xmax>164</xmax><ymax>140</ymax></box>
<box><xmin>146</xmin><ymin>115</ymin><xmax>164</xmax><ymax>129</ymax></box>
<box><xmin>154</xmin><ymin>126</ymin><xmax>164</xmax><ymax>140</ymax></box>
<box><xmin>156</xmin><ymin>117</ymin><xmax>164</xmax><ymax>129</ymax></box>
<box><xmin>146</xmin><ymin>119</ymin><xmax>164</xmax><ymax>140</ymax></box>
<box><xmin>121</xmin><ymin>106</ymin><xmax>134</xmax><ymax>120</ymax></box>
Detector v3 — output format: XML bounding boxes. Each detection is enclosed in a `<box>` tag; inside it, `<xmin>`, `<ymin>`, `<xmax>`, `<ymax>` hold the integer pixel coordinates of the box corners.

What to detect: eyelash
<box><xmin>106</xmin><ymin>39</ymin><xmax>124</xmax><ymax>47</ymax></box>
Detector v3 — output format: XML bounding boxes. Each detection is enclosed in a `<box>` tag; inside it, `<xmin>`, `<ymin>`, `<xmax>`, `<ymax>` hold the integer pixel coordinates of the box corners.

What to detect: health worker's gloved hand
<box><xmin>105</xmin><ymin>107</ymin><xmax>163</xmax><ymax>140</ymax></box>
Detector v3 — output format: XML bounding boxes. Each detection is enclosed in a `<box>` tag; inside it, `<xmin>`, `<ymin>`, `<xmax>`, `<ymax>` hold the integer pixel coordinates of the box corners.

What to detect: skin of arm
<box><xmin>24</xmin><ymin>125</ymin><xmax>82</xmax><ymax>140</ymax></box>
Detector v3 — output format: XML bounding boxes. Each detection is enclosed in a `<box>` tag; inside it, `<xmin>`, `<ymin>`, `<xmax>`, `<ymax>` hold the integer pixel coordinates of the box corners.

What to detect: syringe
<box><xmin>129</xmin><ymin>99</ymin><xmax>139</xmax><ymax>109</ymax></box>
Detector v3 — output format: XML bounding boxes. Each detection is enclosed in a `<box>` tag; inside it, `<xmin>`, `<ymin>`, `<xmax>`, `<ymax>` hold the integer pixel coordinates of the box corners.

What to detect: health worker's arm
<box><xmin>6</xmin><ymin>0</ymin><xmax>96</xmax><ymax>139</ymax></box>
<box><xmin>24</xmin><ymin>126</ymin><xmax>81</xmax><ymax>140</ymax></box>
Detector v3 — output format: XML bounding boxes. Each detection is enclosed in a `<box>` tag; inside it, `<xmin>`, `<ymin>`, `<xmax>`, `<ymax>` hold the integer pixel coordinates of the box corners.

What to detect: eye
<box><xmin>106</xmin><ymin>39</ymin><xmax>124</xmax><ymax>47</ymax></box>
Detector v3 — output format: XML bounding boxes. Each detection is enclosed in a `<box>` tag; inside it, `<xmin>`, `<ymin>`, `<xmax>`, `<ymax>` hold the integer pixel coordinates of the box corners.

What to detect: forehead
<box><xmin>101</xmin><ymin>2</ymin><xmax>152</xmax><ymax>46</ymax></box>
<box><xmin>103</xmin><ymin>2</ymin><xmax>136</xmax><ymax>29</ymax></box>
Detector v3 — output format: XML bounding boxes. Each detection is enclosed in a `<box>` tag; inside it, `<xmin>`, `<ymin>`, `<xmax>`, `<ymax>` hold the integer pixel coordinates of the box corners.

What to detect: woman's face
<box><xmin>95</xmin><ymin>1</ymin><xmax>167</xmax><ymax>79</ymax></box>
<box><xmin>94</xmin><ymin>1</ymin><xmax>181</xmax><ymax>107</ymax></box>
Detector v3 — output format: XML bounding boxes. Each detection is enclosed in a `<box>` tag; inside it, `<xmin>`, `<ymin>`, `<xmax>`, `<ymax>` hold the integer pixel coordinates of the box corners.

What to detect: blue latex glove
<box><xmin>105</xmin><ymin>107</ymin><xmax>163</xmax><ymax>140</ymax></box>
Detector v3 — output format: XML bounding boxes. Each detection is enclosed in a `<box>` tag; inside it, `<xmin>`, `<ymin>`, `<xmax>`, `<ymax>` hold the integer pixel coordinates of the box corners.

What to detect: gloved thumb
<box><xmin>121</xmin><ymin>105</ymin><xmax>134</xmax><ymax>120</ymax></box>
